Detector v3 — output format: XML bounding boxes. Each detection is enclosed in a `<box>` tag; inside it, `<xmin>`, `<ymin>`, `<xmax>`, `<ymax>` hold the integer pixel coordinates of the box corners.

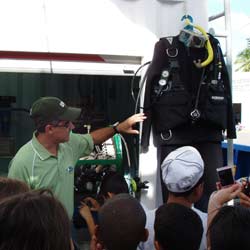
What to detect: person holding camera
<box><xmin>207</xmin><ymin>183</ymin><xmax>247</xmax><ymax>250</ymax></box>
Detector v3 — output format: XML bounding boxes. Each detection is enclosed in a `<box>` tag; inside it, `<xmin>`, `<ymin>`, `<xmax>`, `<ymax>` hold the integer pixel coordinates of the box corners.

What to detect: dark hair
<box><xmin>98</xmin><ymin>172</ymin><xmax>129</xmax><ymax>199</ymax></box>
<box><xmin>169</xmin><ymin>174</ymin><xmax>204</xmax><ymax>197</ymax></box>
<box><xmin>98</xmin><ymin>193</ymin><xmax>146</xmax><ymax>250</ymax></box>
<box><xmin>209</xmin><ymin>205</ymin><xmax>250</xmax><ymax>250</ymax></box>
<box><xmin>154</xmin><ymin>203</ymin><xmax>203</xmax><ymax>250</ymax></box>
<box><xmin>0</xmin><ymin>177</ymin><xmax>29</xmax><ymax>201</ymax></box>
<box><xmin>0</xmin><ymin>189</ymin><xmax>71</xmax><ymax>250</ymax></box>
<box><xmin>33</xmin><ymin>118</ymin><xmax>61</xmax><ymax>133</ymax></box>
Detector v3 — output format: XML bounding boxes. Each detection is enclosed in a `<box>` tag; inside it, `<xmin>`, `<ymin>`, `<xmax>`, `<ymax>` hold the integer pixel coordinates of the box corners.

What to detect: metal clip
<box><xmin>166</xmin><ymin>48</ymin><xmax>178</xmax><ymax>58</ymax></box>
<box><xmin>160</xmin><ymin>130</ymin><xmax>172</xmax><ymax>141</ymax></box>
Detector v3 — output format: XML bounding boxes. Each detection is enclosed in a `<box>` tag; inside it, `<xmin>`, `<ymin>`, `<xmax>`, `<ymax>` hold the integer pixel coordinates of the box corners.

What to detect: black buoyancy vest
<box><xmin>141</xmin><ymin>34</ymin><xmax>236</xmax><ymax>147</ymax></box>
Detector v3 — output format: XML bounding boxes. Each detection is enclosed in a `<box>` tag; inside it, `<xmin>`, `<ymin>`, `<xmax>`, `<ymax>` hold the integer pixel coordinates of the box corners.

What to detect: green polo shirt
<box><xmin>8</xmin><ymin>132</ymin><xmax>94</xmax><ymax>217</ymax></box>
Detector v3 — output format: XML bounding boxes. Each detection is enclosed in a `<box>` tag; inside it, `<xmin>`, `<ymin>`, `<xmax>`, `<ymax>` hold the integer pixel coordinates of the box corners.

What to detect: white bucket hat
<box><xmin>161</xmin><ymin>146</ymin><xmax>204</xmax><ymax>193</ymax></box>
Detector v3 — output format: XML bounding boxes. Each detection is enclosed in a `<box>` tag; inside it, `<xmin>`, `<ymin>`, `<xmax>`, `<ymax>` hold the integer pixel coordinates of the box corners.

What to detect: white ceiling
<box><xmin>0</xmin><ymin>0</ymin><xmax>208</xmax><ymax>74</ymax></box>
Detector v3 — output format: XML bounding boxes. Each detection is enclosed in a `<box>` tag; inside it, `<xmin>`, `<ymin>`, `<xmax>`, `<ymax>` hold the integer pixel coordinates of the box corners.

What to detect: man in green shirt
<box><xmin>8</xmin><ymin>96</ymin><xmax>146</xmax><ymax>217</ymax></box>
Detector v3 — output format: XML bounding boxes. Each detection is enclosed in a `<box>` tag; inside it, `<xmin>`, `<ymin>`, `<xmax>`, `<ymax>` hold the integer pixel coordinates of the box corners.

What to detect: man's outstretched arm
<box><xmin>90</xmin><ymin>113</ymin><xmax>146</xmax><ymax>145</ymax></box>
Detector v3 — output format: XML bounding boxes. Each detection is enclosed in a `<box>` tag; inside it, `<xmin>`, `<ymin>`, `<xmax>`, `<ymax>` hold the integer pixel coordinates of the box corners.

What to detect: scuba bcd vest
<box><xmin>142</xmin><ymin>34</ymin><xmax>233</xmax><ymax>140</ymax></box>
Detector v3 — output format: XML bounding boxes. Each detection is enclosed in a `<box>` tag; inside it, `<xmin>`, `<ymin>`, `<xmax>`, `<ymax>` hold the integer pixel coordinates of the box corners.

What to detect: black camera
<box><xmin>216</xmin><ymin>166</ymin><xmax>235</xmax><ymax>188</ymax></box>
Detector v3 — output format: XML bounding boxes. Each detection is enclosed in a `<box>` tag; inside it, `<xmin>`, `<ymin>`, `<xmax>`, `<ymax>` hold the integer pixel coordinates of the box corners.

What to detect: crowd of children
<box><xmin>2</xmin><ymin>145</ymin><xmax>250</xmax><ymax>250</ymax></box>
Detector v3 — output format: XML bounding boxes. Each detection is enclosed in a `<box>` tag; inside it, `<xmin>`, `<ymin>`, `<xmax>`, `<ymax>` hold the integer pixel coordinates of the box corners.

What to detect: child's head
<box><xmin>209</xmin><ymin>205</ymin><xmax>250</xmax><ymax>250</ymax></box>
<box><xmin>0</xmin><ymin>177</ymin><xmax>29</xmax><ymax>201</ymax></box>
<box><xmin>97</xmin><ymin>193</ymin><xmax>148</xmax><ymax>250</ymax></box>
<box><xmin>0</xmin><ymin>189</ymin><xmax>71</xmax><ymax>250</ymax></box>
<box><xmin>154</xmin><ymin>203</ymin><xmax>203</xmax><ymax>250</ymax></box>
<box><xmin>98</xmin><ymin>171</ymin><xmax>129</xmax><ymax>202</ymax></box>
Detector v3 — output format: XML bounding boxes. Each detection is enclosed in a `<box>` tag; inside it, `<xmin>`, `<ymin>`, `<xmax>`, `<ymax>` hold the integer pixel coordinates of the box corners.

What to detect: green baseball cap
<box><xmin>30</xmin><ymin>97</ymin><xmax>81</xmax><ymax>121</ymax></box>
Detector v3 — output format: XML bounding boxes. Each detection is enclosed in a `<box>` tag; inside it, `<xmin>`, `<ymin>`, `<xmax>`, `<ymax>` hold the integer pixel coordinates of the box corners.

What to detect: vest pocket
<box><xmin>153</xmin><ymin>89</ymin><xmax>191</xmax><ymax>132</ymax></box>
<box><xmin>202</xmin><ymin>84</ymin><xmax>228</xmax><ymax>129</ymax></box>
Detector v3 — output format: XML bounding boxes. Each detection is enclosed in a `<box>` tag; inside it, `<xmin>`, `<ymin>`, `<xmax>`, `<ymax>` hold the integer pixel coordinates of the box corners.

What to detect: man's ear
<box><xmin>44</xmin><ymin>124</ymin><xmax>53</xmax><ymax>134</ymax></box>
<box><xmin>154</xmin><ymin>240</ymin><xmax>161</xmax><ymax>250</ymax></box>
<box><xmin>140</xmin><ymin>228</ymin><xmax>149</xmax><ymax>242</ymax></box>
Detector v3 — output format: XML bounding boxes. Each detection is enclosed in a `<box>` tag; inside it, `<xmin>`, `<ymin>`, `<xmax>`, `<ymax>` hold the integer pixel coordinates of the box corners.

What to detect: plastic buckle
<box><xmin>190</xmin><ymin>109</ymin><xmax>201</xmax><ymax>121</ymax></box>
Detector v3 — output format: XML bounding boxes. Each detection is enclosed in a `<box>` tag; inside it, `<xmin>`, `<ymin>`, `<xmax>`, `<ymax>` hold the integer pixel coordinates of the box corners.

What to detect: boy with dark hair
<box><xmin>141</xmin><ymin>146</ymin><xmax>207</xmax><ymax>250</ymax></box>
<box><xmin>92</xmin><ymin>193</ymin><xmax>148</xmax><ymax>250</ymax></box>
<box><xmin>98</xmin><ymin>171</ymin><xmax>129</xmax><ymax>202</ymax></box>
<box><xmin>209</xmin><ymin>205</ymin><xmax>250</xmax><ymax>250</ymax></box>
<box><xmin>154</xmin><ymin>203</ymin><xmax>203</xmax><ymax>250</ymax></box>
<box><xmin>74</xmin><ymin>171</ymin><xmax>129</xmax><ymax>237</ymax></box>
<box><xmin>0</xmin><ymin>190</ymin><xmax>72</xmax><ymax>250</ymax></box>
